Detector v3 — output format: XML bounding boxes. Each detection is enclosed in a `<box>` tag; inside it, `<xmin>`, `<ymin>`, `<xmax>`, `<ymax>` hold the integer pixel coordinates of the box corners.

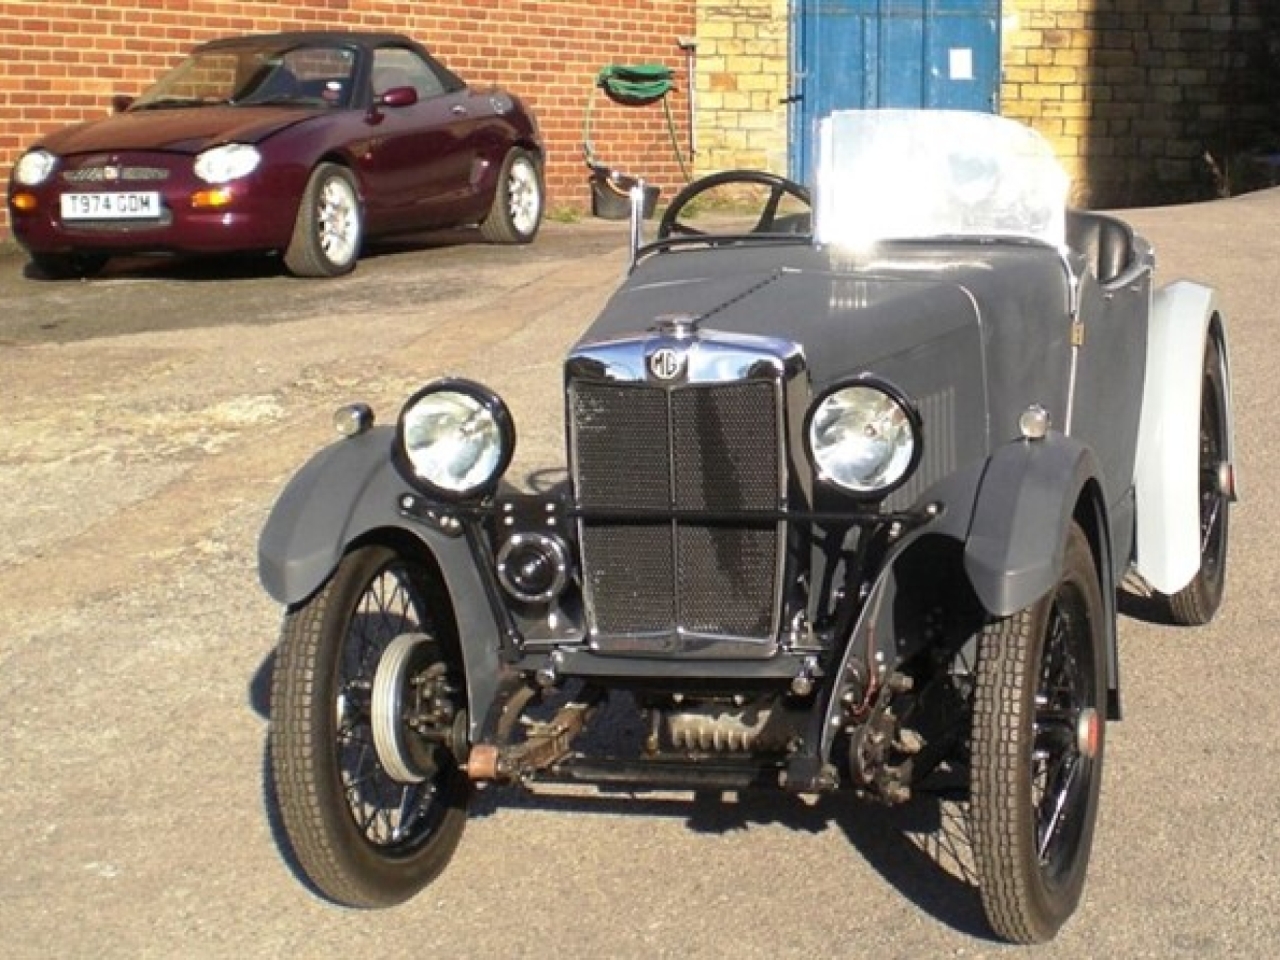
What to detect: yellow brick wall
<box><xmin>689</xmin><ymin>0</ymin><xmax>1270</xmax><ymax>208</ymax></box>
<box><xmin>1002</xmin><ymin>0</ymin><xmax>1269</xmax><ymax>207</ymax></box>
<box><xmin>693</xmin><ymin>0</ymin><xmax>790</xmax><ymax>175</ymax></box>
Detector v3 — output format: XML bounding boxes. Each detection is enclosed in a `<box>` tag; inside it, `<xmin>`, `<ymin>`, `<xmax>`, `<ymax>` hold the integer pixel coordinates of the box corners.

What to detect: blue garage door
<box><xmin>790</xmin><ymin>0</ymin><xmax>1001</xmax><ymax>181</ymax></box>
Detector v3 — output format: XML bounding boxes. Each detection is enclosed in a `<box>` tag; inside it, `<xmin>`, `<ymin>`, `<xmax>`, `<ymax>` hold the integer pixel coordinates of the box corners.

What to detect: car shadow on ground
<box><xmin>469</xmin><ymin>772</ymin><xmax>992</xmax><ymax>939</ymax></box>
<box><xmin>247</xmin><ymin>650</ymin><xmax>992</xmax><ymax>937</ymax></box>
<box><xmin>17</xmin><ymin>228</ymin><xmax>491</xmax><ymax>283</ymax></box>
<box><xmin>362</xmin><ymin>226</ymin><xmax>486</xmax><ymax>256</ymax></box>
<box><xmin>22</xmin><ymin>252</ymin><xmax>282</xmax><ymax>283</ymax></box>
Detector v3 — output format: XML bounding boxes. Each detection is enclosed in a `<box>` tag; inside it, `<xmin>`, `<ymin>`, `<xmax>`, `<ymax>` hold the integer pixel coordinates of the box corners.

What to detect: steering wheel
<box><xmin>657</xmin><ymin>170</ymin><xmax>812</xmax><ymax>240</ymax></box>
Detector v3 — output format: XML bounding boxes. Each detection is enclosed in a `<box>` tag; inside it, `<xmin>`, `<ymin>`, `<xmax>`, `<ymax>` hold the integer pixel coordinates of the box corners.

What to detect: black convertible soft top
<box><xmin>191</xmin><ymin>31</ymin><xmax>466</xmax><ymax>95</ymax></box>
<box><xmin>196</xmin><ymin>31</ymin><xmax>429</xmax><ymax>54</ymax></box>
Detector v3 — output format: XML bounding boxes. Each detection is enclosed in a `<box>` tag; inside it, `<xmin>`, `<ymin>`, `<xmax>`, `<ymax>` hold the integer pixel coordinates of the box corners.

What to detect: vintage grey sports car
<box><xmin>258</xmin><ymin>110</ymin><xmax>1235</xmax><ymax>942</ymax></box>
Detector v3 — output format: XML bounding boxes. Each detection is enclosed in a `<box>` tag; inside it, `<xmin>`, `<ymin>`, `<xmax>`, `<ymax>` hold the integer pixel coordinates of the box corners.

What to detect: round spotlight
<box><xmin>806</xmin><ymin>379</ymin><xmax>921</xmax><ymax>495</ymax></box>
<box><xmin>395</xmin><ymin>379</ymin><xmax>514</xmax><ymax>500</ymax></box>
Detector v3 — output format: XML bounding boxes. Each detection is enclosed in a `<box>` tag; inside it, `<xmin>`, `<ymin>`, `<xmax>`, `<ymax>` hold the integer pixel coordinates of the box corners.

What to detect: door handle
<box><xmin>451</xmin><ymin>104</ymin><xmax>468</xmax><ymax>116</ymax></box>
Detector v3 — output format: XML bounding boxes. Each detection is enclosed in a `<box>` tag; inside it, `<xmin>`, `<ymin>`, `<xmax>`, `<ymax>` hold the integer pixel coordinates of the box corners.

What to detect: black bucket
<box><xmin>589</xmin><ymin>171</ymin><xmax>660</xmax><ymax>220</ymax></box>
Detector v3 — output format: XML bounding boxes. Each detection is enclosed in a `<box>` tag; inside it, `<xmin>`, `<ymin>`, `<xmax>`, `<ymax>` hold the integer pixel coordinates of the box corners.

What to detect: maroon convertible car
<box><xmin>7</xmin><ymin>32</ymin><xmax>546</xmax><ymax>278</ymax></box>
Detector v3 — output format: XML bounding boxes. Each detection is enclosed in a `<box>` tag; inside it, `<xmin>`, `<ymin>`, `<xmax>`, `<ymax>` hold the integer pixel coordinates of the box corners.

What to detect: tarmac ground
<box><xmin>1</xmin><ymin>197</ymin><xmax>1277</xmax><ymax>958</ymax></box>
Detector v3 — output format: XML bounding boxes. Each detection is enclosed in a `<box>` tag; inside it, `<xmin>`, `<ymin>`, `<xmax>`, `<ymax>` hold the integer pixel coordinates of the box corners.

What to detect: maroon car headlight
<box><xmin>14</xmin><ymin>149</ymin><xmax>57</xmax><ymax>187</ymax></box>
<box><xmin>394</xmin><ymin>379</ymin><xmax>515</xmax><ymax>500</ymax></box>
<box><xmin>193</xmin><ymin>143</ymin><xmax>261</xmax><ymax>184</ymax></box>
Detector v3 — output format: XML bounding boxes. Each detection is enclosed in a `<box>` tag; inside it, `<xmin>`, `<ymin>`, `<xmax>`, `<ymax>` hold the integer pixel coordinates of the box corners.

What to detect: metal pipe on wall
<box><xmin>677</xmin><ymin>36</ymin><xmax>698</xmax><ymax>160</ymax></box>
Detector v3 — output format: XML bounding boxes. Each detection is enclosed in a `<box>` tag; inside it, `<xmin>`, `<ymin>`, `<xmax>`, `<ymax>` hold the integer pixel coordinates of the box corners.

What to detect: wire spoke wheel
<box><xmin>1166</xmin><ymin>334</ymin><xmax>1231</xmax><ymax>625</ymax></box>
<box><xmin>969</xmin><ymin>522</ymin><xmax>1106</xmax><ymax>943</ymax></box>
<box><xmin>269</xmin><ymin>545</ymin><xmax>467</xmax><ymax>907</ymax></box>
<box><xmin>332</xmin><ymin>575</ymin><xmax>441</xmax><ymax>847</ymax></box>
<box><xmin>1030</xmin><ymin>603</ymin><xmax>1096</xmax><ymax>871</ymax></box>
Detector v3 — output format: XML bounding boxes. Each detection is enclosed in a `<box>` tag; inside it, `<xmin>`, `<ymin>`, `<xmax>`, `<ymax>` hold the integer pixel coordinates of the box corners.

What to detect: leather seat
<box><xmin>1066</xmin><ymin>209</ymin><xmax>1135</xmax><ymax>284</ymax></box>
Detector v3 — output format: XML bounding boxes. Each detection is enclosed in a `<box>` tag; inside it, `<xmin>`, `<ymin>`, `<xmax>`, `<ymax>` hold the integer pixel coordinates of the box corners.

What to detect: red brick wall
<box><xmin>0</xmin><ymin>0</ymin><xmax>695</xmax><ymax>240</ymax></box>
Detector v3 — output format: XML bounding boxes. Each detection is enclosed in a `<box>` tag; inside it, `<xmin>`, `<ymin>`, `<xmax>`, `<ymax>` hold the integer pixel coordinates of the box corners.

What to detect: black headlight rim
<box><xmin>803</xmin><ymin>374</ymin><xmax>924</xmax><ymax>499</ymax></box>
<box><xmin>392</xmin><ymin>377</ymin><xmax>517</xmax><ymax>502</ymax></box>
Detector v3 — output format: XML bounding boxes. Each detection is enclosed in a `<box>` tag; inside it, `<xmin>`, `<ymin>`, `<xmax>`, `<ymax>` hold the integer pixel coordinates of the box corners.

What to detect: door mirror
<box><xmin>377</xmin><ymin>86</ymin><xmax>418</xmax><ymax>109</ymax></box>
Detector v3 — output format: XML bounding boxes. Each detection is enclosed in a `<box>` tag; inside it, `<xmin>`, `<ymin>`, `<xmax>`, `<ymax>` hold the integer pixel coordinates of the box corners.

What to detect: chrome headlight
<box><xmin>193</xmin><ymin>143</ymin><xmax>261</xmax><ymax>184</ymax></box>
<box><xmin>395</xmin><ymin>379</ymin><xmax>515</xmax><ymax>500</ymax></box>
<box><xmin>806</xmin><ymin>379</ymin><xmax>921</xmax><ymax>495</ymax></box>
<box><xmin>14</xmin><ymin>149</ymin><xmax>57</xmax><ymax>186</ymax></box>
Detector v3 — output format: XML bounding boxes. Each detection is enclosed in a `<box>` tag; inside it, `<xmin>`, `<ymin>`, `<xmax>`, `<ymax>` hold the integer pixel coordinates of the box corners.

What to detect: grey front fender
<box><xmin>258</xmin><ymin>425</ymin><xmax>494</xmax><ymax>613</ymax></box>
<box><xmin>259</xmin><ymin>426</ymin><xmax>413</xmax><ymax>604</ymax></box>
<box><xmin>963</xmin><ymin>434</ymin><xmax>1103</xmax><ymax>618</ymax></box>
<box><xmin>258</xmin><ymin>425</ymin><xmax>510</xmax><ymax>740</ymax></box>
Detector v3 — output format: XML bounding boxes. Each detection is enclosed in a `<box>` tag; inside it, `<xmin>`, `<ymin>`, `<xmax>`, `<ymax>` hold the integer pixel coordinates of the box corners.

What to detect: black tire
<box><xmin>1164</xmin><ymin>335</ymin><xmax>1231</xmax><ymax>626</ymax></box>
<box><xmin>269</xmin><ymin>544</ymin><xmax>468</xmax><ymax>907</ymax></box>
<box><xmin>479</xmin><ymin>148</ymin><xmax>543</xmax><ymax>244</ymax></box>
<box><xmin>283</xmin><ymin>163</ymin><xmax>363</xmax><ymax>277</ymax></box>
<box><xmin>29</xmin><ymin>252</ymin><xmax>107</xmax><ymax>280</ymax></box>
<box><xmin>969</xmin><ymin>522</ymin><xmax>1107</xmax><ymax>943</ymax></box>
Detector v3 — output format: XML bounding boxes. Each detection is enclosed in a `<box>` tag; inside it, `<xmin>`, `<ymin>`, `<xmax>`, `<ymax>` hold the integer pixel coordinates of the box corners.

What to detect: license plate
<box><xmin>60</xmin><ymin>192</ymin><xmax>161</xmax><ymax>221</ymax></box>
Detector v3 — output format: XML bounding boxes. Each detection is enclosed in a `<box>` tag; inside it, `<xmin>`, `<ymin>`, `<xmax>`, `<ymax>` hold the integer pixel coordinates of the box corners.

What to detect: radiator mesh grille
<box><xmin>572</xmin><ymin>379</ymin><xmax>782</xmax><ymax>640</ymax></box>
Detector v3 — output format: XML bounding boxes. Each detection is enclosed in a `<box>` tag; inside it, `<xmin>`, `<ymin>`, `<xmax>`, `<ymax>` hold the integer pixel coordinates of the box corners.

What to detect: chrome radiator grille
<box><xmin>571</xmin><ymin>379</ymin><xmax>784</xmax><ymax>642</ymax></box>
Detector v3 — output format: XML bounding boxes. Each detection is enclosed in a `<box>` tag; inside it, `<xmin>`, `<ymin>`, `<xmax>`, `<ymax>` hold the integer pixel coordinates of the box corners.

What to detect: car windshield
<box><xmin>813</xmin><ymin>109</ymin><xmax>1069</xmax><ymax>250</ymax></box>
<box><xmin>131</xmin><ymin>42</ymin><xmax>357</xmax><ymax>110</ymax></box>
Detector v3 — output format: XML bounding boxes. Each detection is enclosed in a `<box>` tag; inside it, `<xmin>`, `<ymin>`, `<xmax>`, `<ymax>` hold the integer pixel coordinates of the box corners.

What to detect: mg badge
<box><xmin>648</xmin><ymin>347</ymin><xmax>685</xmax><ymax>381</ymax></box>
